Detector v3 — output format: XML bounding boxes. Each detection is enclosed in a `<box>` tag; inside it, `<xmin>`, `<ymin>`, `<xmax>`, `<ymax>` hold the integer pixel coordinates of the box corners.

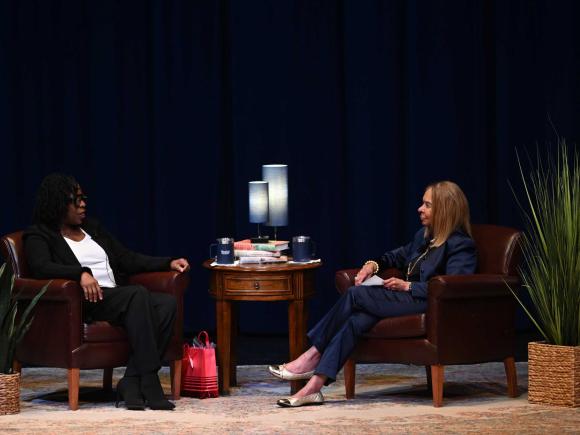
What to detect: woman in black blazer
<box><xmin>269</xmin><ymin>180</ymin><xmax>477</xmax><ymax>407</ymax></box>
<box><xmin>24</xmin><ymin>173</ymin><xmax>190</xmax><ymax>411</ymax></box>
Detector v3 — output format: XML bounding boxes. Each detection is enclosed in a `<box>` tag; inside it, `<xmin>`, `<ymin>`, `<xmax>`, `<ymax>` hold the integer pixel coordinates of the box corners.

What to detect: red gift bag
<box><xmin>181</xmin><ymin>331</ymin><xmax>219</xmax><ymax>398</ymax></box>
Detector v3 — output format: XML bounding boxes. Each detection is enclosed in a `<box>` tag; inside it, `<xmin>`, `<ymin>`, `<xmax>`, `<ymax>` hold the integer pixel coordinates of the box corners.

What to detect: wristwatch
<box><xmin>408</xmin><ymin>282</ymin><xmax>413</xmax><ymax>292</ymax></box>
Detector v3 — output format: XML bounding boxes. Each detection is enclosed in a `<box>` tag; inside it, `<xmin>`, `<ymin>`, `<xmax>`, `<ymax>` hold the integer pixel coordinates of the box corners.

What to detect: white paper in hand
<box><xmin>360</xmin><ymin>275</ymin><xmax>384</xmax><ymax>286</ymax></box>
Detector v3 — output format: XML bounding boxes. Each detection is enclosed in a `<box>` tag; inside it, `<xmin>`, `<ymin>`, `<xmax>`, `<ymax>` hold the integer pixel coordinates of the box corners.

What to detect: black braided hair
<box><xmin>32</xmin><ymin>173</ymin><xmax>80</xmax><ymax>230</ymax></box>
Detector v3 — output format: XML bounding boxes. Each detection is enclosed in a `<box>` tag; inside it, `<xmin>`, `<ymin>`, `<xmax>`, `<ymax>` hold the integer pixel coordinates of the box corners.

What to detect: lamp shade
<box><xmin>262</xmin><ymin>164</ymin><xmax>288</xmax><ymax>226</ymax></box>
<box><xmin>249</xmin><ymin>181</ymin><xmax>269</xmax><ymax>223</ymax></box>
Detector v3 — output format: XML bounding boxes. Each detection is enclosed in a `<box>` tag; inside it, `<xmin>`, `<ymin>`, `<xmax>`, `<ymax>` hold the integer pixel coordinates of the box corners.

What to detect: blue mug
<box><xmin>210</xmin><ymin>237</ymin><xmax>235</xmax><ymax>264</ymax></box>
<box><xmin>292</xmin><ymin>235</ymin><xmax>316</xmax><ymax>262</ymax></box>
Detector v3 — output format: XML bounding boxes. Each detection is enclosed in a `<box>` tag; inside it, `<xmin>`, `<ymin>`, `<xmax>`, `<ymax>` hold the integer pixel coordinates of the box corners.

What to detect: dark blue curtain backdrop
<box><xmin>1</xmin><ymin>0</ymin><xmax>579</xmax><ymax>335</ymax></box>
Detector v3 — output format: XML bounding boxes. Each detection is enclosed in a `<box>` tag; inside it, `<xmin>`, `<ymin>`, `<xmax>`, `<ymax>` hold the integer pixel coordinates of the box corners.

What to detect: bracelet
<box><xmin>363</xmin><ymin>260</ymin><xmax>379</xmax><ymax>274</ymax></box>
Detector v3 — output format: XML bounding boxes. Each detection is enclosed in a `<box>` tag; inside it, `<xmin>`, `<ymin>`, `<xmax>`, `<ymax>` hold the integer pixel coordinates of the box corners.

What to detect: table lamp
<box><xmin>248</xmin><ymin>181</ymin><xmax>269</xmax><ymax>243</ymax></box>
<box><xmin>262</xmin><ymin>164</ymin><xmax>288</xmax><ymax>240</ymax></box>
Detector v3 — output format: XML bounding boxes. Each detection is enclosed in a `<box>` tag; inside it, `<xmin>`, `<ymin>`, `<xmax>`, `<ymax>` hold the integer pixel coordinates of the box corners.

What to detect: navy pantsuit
<box><xmin>308</xmin><ymin>285</ymin><xmax>427</xmax><ymax>383</ymax></box>
<box><xmin>307</xmin><ymin>228</ymin><xmax>477</xmax><ymax>383</ymax></box>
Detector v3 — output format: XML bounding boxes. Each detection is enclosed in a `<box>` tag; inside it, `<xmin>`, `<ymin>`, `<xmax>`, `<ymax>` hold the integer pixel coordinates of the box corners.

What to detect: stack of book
<box><xmin>234</xmin><ymin>239</ymin><xmax>289</xmax><ymax>264</ymax></box>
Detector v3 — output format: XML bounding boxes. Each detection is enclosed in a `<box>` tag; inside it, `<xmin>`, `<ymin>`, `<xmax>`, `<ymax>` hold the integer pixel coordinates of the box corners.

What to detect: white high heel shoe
<box><xmin>268</xmin><ymin>364</ymin><xmax>314</xmax><ymax>380</ymax></box>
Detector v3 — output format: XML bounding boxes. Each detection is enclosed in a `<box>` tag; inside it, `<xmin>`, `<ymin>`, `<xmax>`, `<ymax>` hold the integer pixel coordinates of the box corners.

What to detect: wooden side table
<box><xmin>203</xmin><ymin>259</ymin><xmax>322</xmax><ymax>395</ymax></box>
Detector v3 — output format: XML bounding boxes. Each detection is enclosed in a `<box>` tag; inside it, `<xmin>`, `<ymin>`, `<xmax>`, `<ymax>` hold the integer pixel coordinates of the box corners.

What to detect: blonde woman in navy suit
<box><xmin>269</xmin><ymin>181</ymin><xmax>477</xmax><ymax>407</ymax></box>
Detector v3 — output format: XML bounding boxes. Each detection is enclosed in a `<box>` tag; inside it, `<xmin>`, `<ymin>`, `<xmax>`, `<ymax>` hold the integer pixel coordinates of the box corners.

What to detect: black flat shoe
<box><xmin>140</xmin><ymin>373</ymin><xmax>175</xmax><ymax>410</ymax></box>
<box><xmin>116</xmin><ymin>376</ymin><xmax>145</xmax><ymax>410</ymax></box>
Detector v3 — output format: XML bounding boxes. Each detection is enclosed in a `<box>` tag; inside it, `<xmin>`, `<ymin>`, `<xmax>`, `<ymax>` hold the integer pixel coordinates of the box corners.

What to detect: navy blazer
<box><xmin>375</xmin><ymin>228</ymin><xmax>477</xmax><ymax>299</ymax></box>
<box><xmin>23</xmin><ymin>218</ymin><xmax>172</xmax><ymax>286</ymax></box>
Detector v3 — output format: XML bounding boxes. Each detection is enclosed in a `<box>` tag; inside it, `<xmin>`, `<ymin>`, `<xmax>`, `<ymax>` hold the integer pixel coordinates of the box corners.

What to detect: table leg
<box><xmin>230</xmin><ymin>303</ymin><xmax>239</xmax><ymax>387</ymax></box>
<box><xmin>216</xmin><ymin>300</ymin><xmax>232</xmax><ymax>394</ymax></box>
<box><xmin>288</xmin><ymin>299</ymin><xmax>308</xmax><ymax>394</ymax></box>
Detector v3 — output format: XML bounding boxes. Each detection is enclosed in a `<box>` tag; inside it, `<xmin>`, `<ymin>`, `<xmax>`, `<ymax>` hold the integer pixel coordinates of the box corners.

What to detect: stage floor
<box><xmin>3</xmin><ymin>361</ymin><xmax>579</xmax><ymax>433</ymax></box>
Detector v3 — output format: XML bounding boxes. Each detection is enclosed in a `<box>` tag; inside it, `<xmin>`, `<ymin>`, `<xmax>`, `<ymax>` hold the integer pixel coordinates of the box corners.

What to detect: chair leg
<box><xmin>503</xmin><ymin>356</ymin><xmax>518</xmax><ymax>398</ymax></box>
<box><xmin>344</xmin><ymin>359</ymin><xmax>356</xmax><ymax>399</ymax></box>
<box><xmin>425</xmin><ymin>365</ymin><xmax>432</xmax><ymax>391</ymax></box>
<box><xmin>430</xmin><ymin>365</ymin><xmax>444</xmax><ymax>407</ymax></box>
<box><xmin>12</xmin><ymin>360</ymin><xmax>22</xmax><ymax>374</ymax></box>
<box><xmin>67</xmin><ymin>368</ymin><xmax>80</xmax><ymax>411</ymax></box>
<box><xmin>103</xmin><ymin>368</ymin><xmax>113</xmax><ymax>392</ymax></box>
<box><xmin>170</xmin><ymin>359</ymin><xmax>182</xmax><ymax>400</ymax></box>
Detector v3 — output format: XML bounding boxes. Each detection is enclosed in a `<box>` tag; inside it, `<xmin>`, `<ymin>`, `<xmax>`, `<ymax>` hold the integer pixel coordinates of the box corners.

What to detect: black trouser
<box><xmin>84</xmin><ymin>285</ymin><xmax>177</xmax><ymax>377</ymax></box>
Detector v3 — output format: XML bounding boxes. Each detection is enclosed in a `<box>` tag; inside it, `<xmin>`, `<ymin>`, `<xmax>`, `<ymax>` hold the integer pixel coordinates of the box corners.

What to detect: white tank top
<box><xmin>63</xmin><ymin>229</ymin><xmax>117</xmax><ymax>288</ymax></box>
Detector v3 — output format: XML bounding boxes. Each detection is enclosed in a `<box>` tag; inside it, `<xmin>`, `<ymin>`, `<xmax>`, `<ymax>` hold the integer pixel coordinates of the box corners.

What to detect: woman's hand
<box><xmin>383</xmin><ymin>277</ymin><xmax>411</xmax><ymax>292</ymax></box>
<box><xmin>80</xmin><ymin>271</ymin><xmax>103</xmax><ymax>303</ymax></box>
<box><xmin>170</xmin><ymin>258</ymin><xmax>190</xmax><ymax>273</ymax></box>
<box><xmin>354</xmin><ymin>264</ymin><xmax>376</xmax><ymax>286</ymax></box>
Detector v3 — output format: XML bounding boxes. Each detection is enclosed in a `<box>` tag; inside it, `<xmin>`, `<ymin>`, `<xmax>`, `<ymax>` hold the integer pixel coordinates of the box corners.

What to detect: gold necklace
<box><xmin>406</xmin><ymin>242</ymin><xmax>433</xmax><ymax>281</ymax></box>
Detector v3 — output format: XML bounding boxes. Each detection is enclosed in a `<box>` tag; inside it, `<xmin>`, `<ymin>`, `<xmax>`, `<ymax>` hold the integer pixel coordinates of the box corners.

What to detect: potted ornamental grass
<box><xmin>512</xmin><ymin>140</ymin><xmax>580</xmax><ymax>407</ymax></box>
<box><xmin>0</xmin><ymin>263</ymin><xmax>48</xmax><ymax>415</ymax></box>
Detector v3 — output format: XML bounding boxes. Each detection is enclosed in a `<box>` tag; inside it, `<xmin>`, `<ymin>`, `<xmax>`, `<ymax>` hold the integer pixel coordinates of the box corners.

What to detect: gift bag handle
<box><xmin>198</xmin><ymin>330</ymin><xmax>211</xmax><ymax>348</ymax></box>
<box><xmin>182</xmin><ymin>343</ymin><xmax>195</xmax><ymax>368</ymax></box>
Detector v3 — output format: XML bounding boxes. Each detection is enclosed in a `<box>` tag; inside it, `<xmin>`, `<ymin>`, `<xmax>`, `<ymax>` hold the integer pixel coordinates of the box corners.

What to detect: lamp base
<box><xmin>251</xmin><ymin>236</ymin><xmax>270</xmax><ymax>243</ymax></box>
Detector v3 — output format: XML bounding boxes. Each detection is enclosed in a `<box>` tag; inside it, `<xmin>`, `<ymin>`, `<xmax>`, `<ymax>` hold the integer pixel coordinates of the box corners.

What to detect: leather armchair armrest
<box><xmin>14</xmin><ymin>278</ymin><xmax>82</xmax><ymax>302</ymax></box>
<box><xmin>335</xmin><ymin>268</ymin><xmax>403</xmax><ymax>294</ymax></box>
<box><xmin>335</xmin><ymin>269</ymin><xmax>358</xmax><ymax>294</ymax></box>
<box><xmin>129</xmin><ymin>271</ymin><xmax>189</xmax><ymax>296</ymax></box>
<box><xmin>13</xmin><ymin>278</ymin><xmax>84</xmax><ymax>361</ymax></box>
<box><xmin>428</xmin><ymin>274</ymin><xmax>520</xmax><ymax>300</ymax></box>
<box><xmin>426</xmin><ymin>274</ymin><xmax>519</xmax><ymax>358</ymax></box>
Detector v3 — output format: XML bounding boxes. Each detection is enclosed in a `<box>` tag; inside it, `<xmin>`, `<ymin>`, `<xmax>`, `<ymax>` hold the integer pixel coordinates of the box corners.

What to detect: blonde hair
<box><xmin>425</xmin><ymin>181</ymin><xmax>472</xmax><ymax>247</ymax></box>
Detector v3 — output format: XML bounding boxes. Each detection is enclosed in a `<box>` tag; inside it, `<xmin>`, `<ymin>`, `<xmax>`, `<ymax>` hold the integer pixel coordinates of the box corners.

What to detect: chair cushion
<box><xmin>84</xmin><ymin>321</ymin><xmax>128</xmax><ymax>342</ymax></box>
<box><xmin>362</xmin><ymin>314</ymin><xmax>426</xmax><ymax>339</ymax></box>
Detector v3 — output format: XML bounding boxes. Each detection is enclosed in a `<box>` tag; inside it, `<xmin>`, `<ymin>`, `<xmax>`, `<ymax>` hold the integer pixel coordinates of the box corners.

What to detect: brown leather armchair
<box><xmin>335</xmin><ymin>224</ymin><xmax>522</xmax><ymax>407</ymax></box>
<box><xmin>1</xmin><ymin>231</ymin><xmax>189</xmax><ymax>410</ymax></box>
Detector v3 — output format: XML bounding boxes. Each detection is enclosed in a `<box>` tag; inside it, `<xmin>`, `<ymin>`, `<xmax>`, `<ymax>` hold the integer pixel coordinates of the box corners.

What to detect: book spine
<box><xmin>239</xmin><ymin>256</ymin><xmax>288</xmax><ymax>264</ymax></box>
<box><xmin>235</xmin><ymin>250</ymin><xmax>280</xmax><ymax>257</ymax></box>
<box><xmin>234</xmin><ymin>243</ymin><xmax>280</xmax><ymax>251</ymax></box>
<box><xmin>248</xmin><ymin>244</ymin><xmax>279</xmax><ymax>251</ymax></box>
<box><xmin>234</xmin><ymin>240</ymin><xmax>289</xmax><ymax>250</ymax></box>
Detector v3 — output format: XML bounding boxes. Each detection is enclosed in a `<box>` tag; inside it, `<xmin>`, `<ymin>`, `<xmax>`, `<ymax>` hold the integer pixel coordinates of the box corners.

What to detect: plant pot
<box><xmin>528</xmin><ymin>341</ymin><xmax>580</xmax><ymax>407</ymax></box>
<box><xmin>0</xmin><ymin>372</ymin><xmax>20</xmax><ymax>415</ymax></box>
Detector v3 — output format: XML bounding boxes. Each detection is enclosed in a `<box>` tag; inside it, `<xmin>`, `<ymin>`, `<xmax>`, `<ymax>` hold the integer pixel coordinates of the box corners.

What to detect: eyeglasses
<box><xmin>70</xmin><ymin>194</ymin><xmax>88</xmax><ymax>207</ymax></box>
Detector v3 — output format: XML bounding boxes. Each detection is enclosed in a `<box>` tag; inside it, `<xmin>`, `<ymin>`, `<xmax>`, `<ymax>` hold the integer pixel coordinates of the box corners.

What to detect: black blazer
<box><xmin>23</xmin><ymin>218</ymin><xmax>172</xmax><ymax>286</ymax></box>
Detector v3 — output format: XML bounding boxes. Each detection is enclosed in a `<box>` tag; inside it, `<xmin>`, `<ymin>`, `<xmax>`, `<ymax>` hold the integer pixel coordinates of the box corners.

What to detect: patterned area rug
<box><xmin>2</xmin><ymin>362</ymin><xmax>579</xmax><ymax>433</ymax></box>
